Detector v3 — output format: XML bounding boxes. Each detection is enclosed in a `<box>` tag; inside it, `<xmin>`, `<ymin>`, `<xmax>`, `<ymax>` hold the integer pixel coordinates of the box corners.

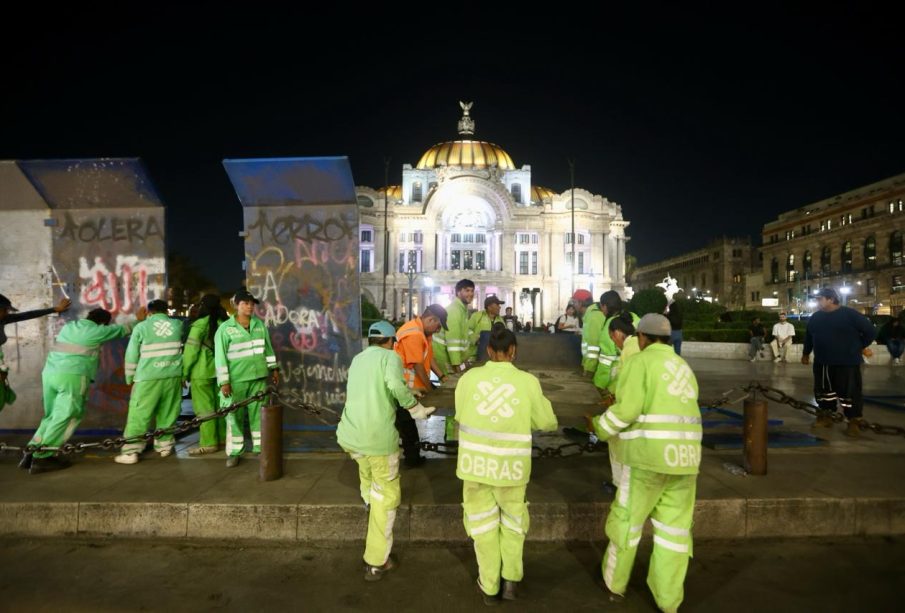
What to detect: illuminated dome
<box><xmin>416</xmin><ymin>140</ymin><xmax>515</xmax><ymax>171</ymax></box>
<box><xmin>531</xmin><ymin>185</ymin><xmax>556</xmax><ymax>204</ymax></box>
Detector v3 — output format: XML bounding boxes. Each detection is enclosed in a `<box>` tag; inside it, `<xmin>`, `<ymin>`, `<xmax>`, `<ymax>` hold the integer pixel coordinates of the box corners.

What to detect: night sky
<box><xmin>4</xmin><ymin>4</ymin><xmax>904</xmax><ymax>292</ymax></box>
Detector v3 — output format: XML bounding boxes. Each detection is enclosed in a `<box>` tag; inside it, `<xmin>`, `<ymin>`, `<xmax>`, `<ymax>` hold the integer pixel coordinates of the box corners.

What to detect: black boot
<box><xmin>395</xmin><ymin>406</ymin><xmax>424</xmax><ymax>467</ymax></box>
<box><xmin>501</xmin><ymin>580</ymin><xmax>519</xmax><ymax>601</ymax></box>
<box><xmin>29</xmin><ymin>456</ymin><xmax>72</xmax><ymax>475</ymax></box>
<box><xmin>18</xmin><ymin>452</ymin><xmax>33</xmax><ymax>470</ymax></box>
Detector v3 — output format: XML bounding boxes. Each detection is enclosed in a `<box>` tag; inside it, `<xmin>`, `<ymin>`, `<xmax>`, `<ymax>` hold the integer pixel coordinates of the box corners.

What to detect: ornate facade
<box><xmin>355</xmin><ymin>103</ymin><xmax>630</xmax><ymax>325</ymax></box>
<box><xmin>761</xmin><ymin>172</ymin><xmax>905</xmax><ymax>315</ymax></box>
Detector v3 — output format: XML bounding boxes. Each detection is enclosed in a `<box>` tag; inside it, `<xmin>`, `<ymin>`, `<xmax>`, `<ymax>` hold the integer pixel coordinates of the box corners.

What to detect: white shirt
<box><xmin>772</xmin><ymin>321</ymin><xmax>795</xmax><ymax>341</ymax></box>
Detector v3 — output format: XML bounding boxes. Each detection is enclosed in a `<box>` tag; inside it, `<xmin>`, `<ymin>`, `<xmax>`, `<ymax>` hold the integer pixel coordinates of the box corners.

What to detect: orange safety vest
<box><xmin>394</xmin><ymin>317</ymin><xmax>434</xmax><ymax>390</ymax></box>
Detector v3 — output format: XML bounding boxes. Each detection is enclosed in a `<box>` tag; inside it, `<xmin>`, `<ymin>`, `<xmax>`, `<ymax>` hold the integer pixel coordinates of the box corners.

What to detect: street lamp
<box><xmin>568</xmin><ymin>158</ymin><xmax>576</xmax><ymax>296</ymax></box>
<box><xmin>406</xmin><ymin>261</ymin><xmax>422</xmax><ymax>321</ymax></box>
<box><xmin>380</xmin><ymin>156</ymin><xmax>390</xmax><ymax>314</ymax></box>
<box><xmin>840</xmin><ymin>284</ymin><xmax>851</xmax><ymax>306</ymax></box>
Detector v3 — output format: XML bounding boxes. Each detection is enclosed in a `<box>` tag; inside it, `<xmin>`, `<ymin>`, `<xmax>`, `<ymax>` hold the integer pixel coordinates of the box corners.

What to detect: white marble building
<box><xmin>356</xmin><ymin>103</ymin><xmax>630</xmax><ymax>326</ymax></box>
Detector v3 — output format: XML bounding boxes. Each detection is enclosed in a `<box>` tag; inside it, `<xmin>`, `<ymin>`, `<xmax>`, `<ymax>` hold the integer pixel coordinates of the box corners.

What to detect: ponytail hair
<box><xmin>489</xmin><ymin>322</ymin><xmax>517</xmax><ymax>353</ymax></box>
<box><xmin>608</xmin><ymin>311</ymin><xmax>636</xmax><ymax>336</ymax></box>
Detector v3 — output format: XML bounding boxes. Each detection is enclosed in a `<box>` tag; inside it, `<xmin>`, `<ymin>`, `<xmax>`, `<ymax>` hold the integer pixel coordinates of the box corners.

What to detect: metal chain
<box><xmin>744</xmin><ymin>382</ymin><xmax>905</xmax><ymax>438</ymax></box>
<box><xmin>419</xmin><ymin>438</ymin><xmax>608</xmax><ymax>458</ymax></box>
<box><xmin>270</xmin><ymin>389</ymin><xmax>341</xmax><ymax>424</ymax></box>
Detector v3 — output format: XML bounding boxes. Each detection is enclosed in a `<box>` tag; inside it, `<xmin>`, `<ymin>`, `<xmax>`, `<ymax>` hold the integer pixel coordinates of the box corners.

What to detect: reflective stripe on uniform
<box><xmin>603</xmin><ymin>410</ymin><xmax>629</xmax><ymax>429</ymax></box>
<box><xmin>619</xmin><ymin>430</ymin><xmax>702</xmax><ymax>441</ymax></box>
<box><xmin>229</xmin><ymin>339</ymin><xmax>266</xmax><ymax>351</ymax></box>
<box><xmin>459</xmin><ymin>440</ymin><xmax>531</xmax><ymax>456</ymax></box>
<box><xmin>467</xmin><ymin>506</ymin><xmax>499</xmax><ymax>522</ymax></box>
<box><xmin>638</xmin><ymin>415</ymin><xmax>702</xmax><ymax>424</ymax></box>
<box><xmin>598</xmin><ymin>355</ymin><xmax>616</xmax><ymax>365</ymax></box>
<box><xmin>185</xmin><ymin>338</ymin><xmax>201</xmax><ymax>347</ymax></box>
<box><xmin>651</xmin><ymin>517</ymin><xmax>690</xmax><ymax>537</ymax></box>
<box><xmin>469</xmin><ymin>519</ymin><xmax>500</xmax><ymax>536</ymax></box>
<box><xmin>596</xmin><ymin>415</ymin><xmax>618</xmax><ymax>436</ymax></box>
<box><xmin>50</xmin><ymin>342</ymin><xmax>98</xmax><ymax>356</ymax></box>
<box><xmin>653</xmin><ymin>534</ymin><xmax>689</xmax><ymax>553</ymax></box>
<box><xmin>227</xmin><ymin>348</ymin><xmax>265</xmax><ymax>360</ymax></box>
<box><xmin>459</xmin><ymin>424</ymin><xmax>532</xmax><ymax>443</ymax></box>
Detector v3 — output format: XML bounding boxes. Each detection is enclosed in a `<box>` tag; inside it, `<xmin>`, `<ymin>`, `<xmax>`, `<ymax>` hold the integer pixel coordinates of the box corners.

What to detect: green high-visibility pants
<box><xmin>602</xmin><ymin>465</ymin><xmax>697</xmax><ymax>613</ymax></box>
<box><xmin>121</xmin><ymin>377</ymin><xmax>183</xmax><ymax>455</ymax></box>
<box><xmin>348</xmin><ymin>451</ymin><xmax>401</xmax><ymax>567</ymax></box>
<box><xmin>191</xmin><ymin>378</ymin><xmax>226</xmax><ymax>449</ymax></box>
<box><xmin>222</xmin><ymin>378</ymin><xmax>266</xmax><ymax>457</ymax></box>
<box><xmin>30</xmin><ymin>372</ymin><xmax>89</xmax><ymax>459</ymax></box>
<box><xmin>462</xmin><ymin>481</ymin><xmax>530</xmax><ymax>597</ymax></box>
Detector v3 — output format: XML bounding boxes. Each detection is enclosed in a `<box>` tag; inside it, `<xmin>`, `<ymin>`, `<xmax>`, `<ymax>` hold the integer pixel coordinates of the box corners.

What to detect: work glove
<box><xmin>408</xmin><ymin>403</ymin><xmax>436</xmax><ymax>420</ymax></box>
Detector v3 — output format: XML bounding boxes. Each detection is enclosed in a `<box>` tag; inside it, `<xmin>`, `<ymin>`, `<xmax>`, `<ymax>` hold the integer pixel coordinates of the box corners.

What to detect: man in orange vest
<box><xmin>394</xmin><ymin>304</ymin><xmax>448</xmax><ymax>467</ymax></box>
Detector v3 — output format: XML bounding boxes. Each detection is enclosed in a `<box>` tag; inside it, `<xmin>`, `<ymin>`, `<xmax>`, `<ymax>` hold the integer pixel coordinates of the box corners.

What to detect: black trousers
<box><xmin>395</xmin><ymin>406</ymin><xmax>422</xmax><ymax>462</ymax></box>
<box><xmin>813</xmin><ymin>363</ymin><xmax>863</xmax><ymax>419</ymax></box>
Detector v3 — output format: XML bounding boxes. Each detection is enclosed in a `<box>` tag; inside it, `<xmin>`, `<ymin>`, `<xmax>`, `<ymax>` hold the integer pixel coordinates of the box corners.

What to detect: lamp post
<box><xmin>569</xmin><ymin>158</ymin><xmax>576</xmax><ymax>296</ymax></box>
<box><xmin>406</xmin><ymin>262</ymin><xmax>422</xmax><ymax>321</ymax></box>
<box><xmin>380</xmin><ymin>157</ymin><xmax>390</xmax><ymax>314</ymax></box>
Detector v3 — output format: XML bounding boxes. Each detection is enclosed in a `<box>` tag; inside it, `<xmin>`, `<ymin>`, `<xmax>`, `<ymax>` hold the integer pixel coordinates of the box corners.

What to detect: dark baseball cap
<box><xmin>423</xmin><ymin>304</ymin><xmax>448</xmax><ymax>330</ymax></box>
<box><xmin>484</xmin><ymin>295</ymin><xmax>505</xmax><ymax>308</ymax></box>
<box><xmin>233</xmin><ymin>289</ymin><xmax>260</xmax><ymax>305</ymax></box>
<box><xmin>814</xmin><ymin>287</ymin><xmax>839</xmax><ymax>301</ymax></box>
<box><xmin>0</xmin><ymin>293</ymin><xmax>16</xmax><ymax>311</ymax></box>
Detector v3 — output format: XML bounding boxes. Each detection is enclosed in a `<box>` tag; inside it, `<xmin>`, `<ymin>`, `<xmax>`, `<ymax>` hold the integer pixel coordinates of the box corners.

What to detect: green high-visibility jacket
<box><xmin>433</xmin><ymin>299</ymin><xmax>469</xmax><ymax>368</ymax></box>
<box><xmin>466</xmin><ymin>310</ymin><xmax>504</xmax><ymax>361</ymax></box>
<box><xmin>337</xmin><ymin>345</ymin><xmax>417</xmax><ymax>456</ymax></box>
<box><xmin>454</xmin><ymin>361</ymin><xmax>558</xmax><ymax>487</ymax></box>
<box><xmin>581</xmin><ymin>304</ymin><xmax>605</xmax><ymax>373</ymax></box>
<box><xmin>594</xmin><ymin>311</ymin><xmax>640</xmax><ymax>391</ymax></box>
<box><xmin>214</xmin><ymin>315</ymin><xmax>278</xmax><ymax>386</ymax></box>
<box><xmin>43</xmin><ymin>319</ymin><xmax>135</xmax><ymax>380</ymax></box>
<box><xmin>592</xmin><ymin>343</ymin><xmax>702</xmax><ymax>475</ymax></box>
<box><xmin>183</xmin><ymin>316</ymin><xmax>218</xmax><ymax>381</ymax></box>
<box><xmin>124</xmin><ymin>313</ymin><xmax>183</xmax><ymax>384</ymax></box>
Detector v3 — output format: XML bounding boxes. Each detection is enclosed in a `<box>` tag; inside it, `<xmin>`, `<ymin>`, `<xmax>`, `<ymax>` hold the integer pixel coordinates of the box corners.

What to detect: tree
<box><xmin>167</xmin><ymin>252</ymin><xmax>219</xmax><ymax>315</ymax></box>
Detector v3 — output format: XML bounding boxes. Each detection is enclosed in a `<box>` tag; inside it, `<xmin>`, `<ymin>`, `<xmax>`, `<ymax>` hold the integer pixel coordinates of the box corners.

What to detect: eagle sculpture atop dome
<box><xmin>458</xmin><ymin>101</ymin><xmax>475</xmax><ymax>136</ymax></box>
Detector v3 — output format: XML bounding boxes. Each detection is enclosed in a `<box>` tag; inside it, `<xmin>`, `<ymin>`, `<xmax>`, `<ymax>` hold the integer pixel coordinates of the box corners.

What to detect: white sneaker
<box><xmin>774</xmin><ymin>358</ymin><xmax>781</xmax><ymax>363</ymax></box>
<box><xmin>158</xmin><ymin>448</ymin><xmax>174</xmax><ymax>458</ymax></box>
<box><xmin>895</xmin><ymin>358</ymin><xmax>901</xmax><ymax>365</ymax></box>
<box><xmin>114</xmin><ymin>453</ymin><xmax>139</xmax><ymax>465</ymax></box>
<box><xmin>749</xmin><ymin>357</ymin><xmax>756</xmax><ymax>362</ymax></box>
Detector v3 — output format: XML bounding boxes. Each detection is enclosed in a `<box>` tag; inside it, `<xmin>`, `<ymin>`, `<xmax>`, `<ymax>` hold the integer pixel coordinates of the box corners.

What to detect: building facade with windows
<box><xmin>760</xmin><ymin>171</ymin><xmax>905</xmax><ymax>315</ymax></box>
<box><xmin>631</xmin><ymin>237</ymin><xmax>757</xmax><ymax>310</ymax></box>
<box><xmin>355</xmin><ymin>103</ymin><xmax>630</xmax><ymax>325</ymax></box>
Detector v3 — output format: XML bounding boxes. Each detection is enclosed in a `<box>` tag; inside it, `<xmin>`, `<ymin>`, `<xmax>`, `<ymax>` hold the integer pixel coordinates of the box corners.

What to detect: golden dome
<box><xmin>531</xmin><ymin>185</ymin><xmax>556</xmax><ymax>204</ymax></box>
<box><xmin>416</xmin><ymin>140</ymin><xmax>515</xmax><ymax>171</ymax></box>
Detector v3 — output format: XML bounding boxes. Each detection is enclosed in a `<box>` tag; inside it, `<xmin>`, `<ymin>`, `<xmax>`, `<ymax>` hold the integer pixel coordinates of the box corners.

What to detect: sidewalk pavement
<box><xmin>2</xmin><ymin>358</ymin><xmax>904</xmax><ymax>542</ymax></box>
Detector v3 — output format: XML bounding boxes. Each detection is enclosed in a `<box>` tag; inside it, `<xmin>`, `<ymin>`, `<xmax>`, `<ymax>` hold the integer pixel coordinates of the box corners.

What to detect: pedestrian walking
<box><xmin>590</xmin><ymin>314</ymin><xmax>701</xmax><ymax>613</ymax></box>
<box><xmin>455</xmin><ymin>323</ymin><xmax>558</xmax><ymax>605</ymax></box>
<box><xmin>801</xmin><ymin>288</ymin><xmax>876</xmax><ymax>436</ymax></box>
<box><xmin>214</xmin><ymin>290</ymin><xmax>279</xmax><ymax>467</ymax></box>
<box><xmin>115</xmin><ymin>300</ymin><xmax>183</xmax><ymax>464</ymax></box>
<box><xmin>337</xmin><ymin>320</ymin><xmax>436</xmax><ymax>581</ymax></box>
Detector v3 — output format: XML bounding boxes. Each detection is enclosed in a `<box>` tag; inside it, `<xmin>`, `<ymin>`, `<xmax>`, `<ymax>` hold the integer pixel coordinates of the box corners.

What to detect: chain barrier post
<box><xmin>743</xmin><ymin>389</ymin><xmax>768</xmax><ymax>475</ymax></box>
<box><xmin>259</xmin><ymin>389</ymin><xmax>283</xmax><ymax>482</ymax></box>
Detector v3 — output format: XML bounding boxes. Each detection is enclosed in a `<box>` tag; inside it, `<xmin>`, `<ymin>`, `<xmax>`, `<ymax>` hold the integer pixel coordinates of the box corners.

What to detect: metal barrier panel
<box><xmin>224</xmin><ymin>157</ymin><xmax>359</xmax><ymax>451</ymax></box>
<box><xmin>17</xmin><ymin>159</ymin><xmax>166</xmax><ymax>431</ymax></box>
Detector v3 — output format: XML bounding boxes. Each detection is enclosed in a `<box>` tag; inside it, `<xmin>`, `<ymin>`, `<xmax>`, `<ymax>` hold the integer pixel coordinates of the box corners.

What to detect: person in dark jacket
<box><xmin>0</xmin><ymin>293</ymin><xmax>71</xmax><ymax>410</ymax></box>
<box><xmin>666</xmin><ymin>298</ymin><xmax>684</xmax><ymax>356</ymax></box>
<box><xmin>801</xmin><ymin>288</ymin><xmax>877</xmax><ymax>437</ymax></box>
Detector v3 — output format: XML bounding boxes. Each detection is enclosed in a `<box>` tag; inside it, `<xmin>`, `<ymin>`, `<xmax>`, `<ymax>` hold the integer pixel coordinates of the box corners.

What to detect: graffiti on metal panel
<box><xmin>58</xmin><ymin>212</ymin><xmax>164</xmax><ymax>243</ymax></box>
<box><xmin>78</xmin><ymin>255</ymin><xmax>165</xmax><ymax>316</ymax></box>
<box><xmin>245</xmin><ymin>208</ymin><xmax>359</xmax><ymax>412</ymax></box>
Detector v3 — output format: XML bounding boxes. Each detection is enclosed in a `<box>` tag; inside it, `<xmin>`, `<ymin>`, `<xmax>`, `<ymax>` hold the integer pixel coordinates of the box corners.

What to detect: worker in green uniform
<box><xmin>433</xmin><ymin>279</ymin><xmax>474</xmax><ymax>375</ymax></box>
<box><xmin>466</xmin><ymin>295</ymin><xmax>505</xmax><ymax>362</ymax></box>
<box><xmin>337</xmin><ymin>320</ymin><xmax>436</xmax><ymax>581</ymax></box>
<box><xmin>183</xmin><ymin>294</ymin><xmax>229</xmax><ymax>455</ymax></box>
<box><xmin>580</xmin><ymin>293</ymin><xmax>606</xmax><ymax>377</ymax></box>
<box><xmin>214</xmin><ymin>290</ymin><xmax>279</xmax><ymax>468</ymax></box>
<box><xmin>24</xmin><ymin>306</ymin><xmax>146</xmax><ymax>474</ymax></box>
<box><xmin>455</xmin><ymin>323</ymin><xmax>558</xmax><ymax>605</ymax></box>
<box><xmin>115</xmin><ymin>300</ymin><xmax>183</xmax><ymax>464</ymax></box>
<box><xmin>590</xmin><ymin>314</ymin><xmax>701</xmax><ymax>613</ymax></box>
<box><xmin>593</xmin><ymin>291</ymin><xmax>639</xmax><ymax>394</ymax></box>
<box><xmin>598</xmin><ymin>312</ymin><xmax>638</xmax><ymax>492</ymax></box>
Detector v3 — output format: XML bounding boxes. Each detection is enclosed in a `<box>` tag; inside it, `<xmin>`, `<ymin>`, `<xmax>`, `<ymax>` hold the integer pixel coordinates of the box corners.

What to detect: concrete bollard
<box><xmin>743</xmin><ymin>397</ymin><xmax>768</xmax><ymax>475</ymax></box>
<box><xmin>259</xmin><ymin>399</ymin><xmax>283</xmax><ymax>482</ymax></box>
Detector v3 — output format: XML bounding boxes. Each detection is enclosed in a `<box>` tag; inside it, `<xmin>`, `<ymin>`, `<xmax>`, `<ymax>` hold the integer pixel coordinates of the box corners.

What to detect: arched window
<box><xmin>841</xmin><ymin>241</ymin><xmax>852</xmax><ymax>273</ymax></box>
<box><xmin>803</xmin><ymin>250</ymin><xmax>812</xmax><ymax>278</ymax></box>
<box><xmin>770</xmin><ymin>257</ymin><xmax>779</xmax><ymax>284</ymax></box>
<box><xmin>411</xmin><ymin>181</ymin><xmax>422</xmax><ymax>202</ymax></box>
<box><xmin>864</xmin><ymin>236</ymin><xmax>877</xmax><ymax>269</ymax></box>
<box><xmin>786</xmin><ymin>253</ymin><xmax>796</xmax><ymax>282</ymax></box>
<box><xmin>891</xmin><ymin>231</ymin><xmax>903</xmax><ymax>266</ymax></box>
<box><xmin>511</xmin><ymin>183</ymin><xmax>522</xmax><ymax>204</ymax></box>
<box><xmin>821</xmin><ymin>246</ymin><xmax>831</xmax><ymax>274</ymax></box>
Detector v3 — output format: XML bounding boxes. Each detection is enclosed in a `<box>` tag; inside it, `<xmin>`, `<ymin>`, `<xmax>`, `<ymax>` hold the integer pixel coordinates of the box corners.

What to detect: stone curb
<box><xmin>2</xmin><ymin>497</ymin><xmax>904</xmax><ymax>541</ymax></box>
